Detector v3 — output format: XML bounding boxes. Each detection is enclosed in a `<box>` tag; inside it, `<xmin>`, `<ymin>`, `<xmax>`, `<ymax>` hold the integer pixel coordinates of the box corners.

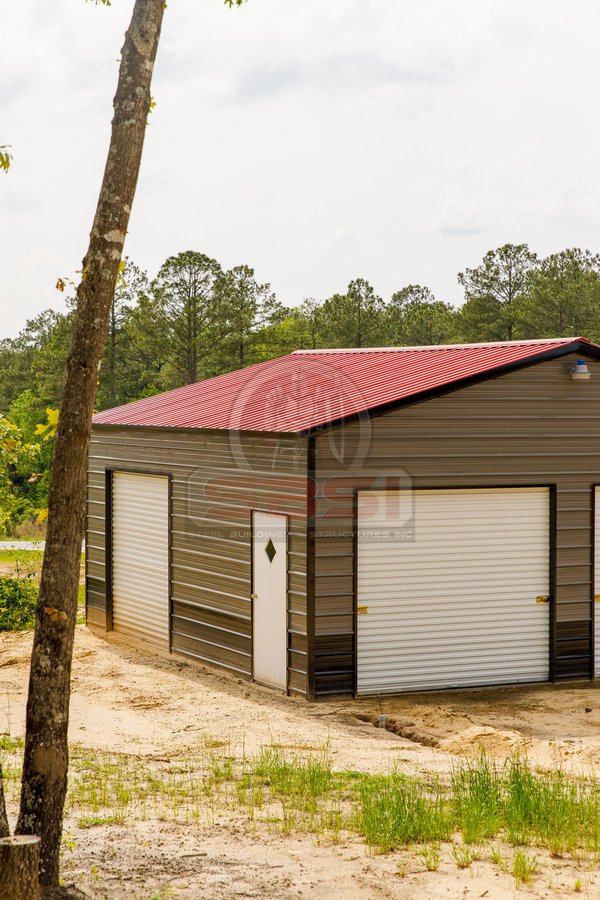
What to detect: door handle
<box><xmin>536</xmin><ymin>595</ymin><xmax>550</xmax><ymax>604</ymax></box>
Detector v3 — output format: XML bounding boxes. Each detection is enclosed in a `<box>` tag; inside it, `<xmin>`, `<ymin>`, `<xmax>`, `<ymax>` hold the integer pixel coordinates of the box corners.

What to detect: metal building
<box><xmin>86</xmin><ymin>337</ymin><xmax>600</xmax><ymax>697</ymax></box>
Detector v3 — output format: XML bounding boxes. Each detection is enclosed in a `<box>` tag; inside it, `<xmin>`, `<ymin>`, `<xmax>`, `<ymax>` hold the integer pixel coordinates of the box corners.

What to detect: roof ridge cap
<box><xmin>292</xmin><ymin>337</ymin><xmax>582</xmax><ymax>355</ymax></box>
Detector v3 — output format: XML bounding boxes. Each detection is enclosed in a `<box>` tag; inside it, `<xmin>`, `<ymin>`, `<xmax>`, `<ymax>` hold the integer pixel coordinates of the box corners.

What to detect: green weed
<box><xmin>78</xmin><ymin>814</ymin><xmax>125</xmax><ymax>829</ymax></box>
<box><xmin>252</xmin><ymin>747</ymin><xmax>333</xmax><ymax>810</ymax></box>
<box><xmin>419</xmin><ymin>845</ymin><xmax>440</xmax><ymax>871</ymax></box>
<box><xmin>0</xmin><ymin>735</ymin><xmax>24</xmax><ymax>752</ymax></box>
<box><xmin>452</xmin><ymin>842</ymin><xmax>473</xmax><ymax>868</ymax></box>
<box><xmin>3</xmin><ymin>737</ymin><xmax>600</xmax><ymax>866</ymax></box>
<box><xmin>356</xmin><ymin>772</ymin><xmax>454</xmax><ymax>851</ymax></box>
<box><xmin>489</xmin><ymin>844</ymin><xmax>506</xmax><ymax>869</ymax></box>
<box><xmin>512</xmin><ymin>848</ymin><xmax>537</xmax><ymax>884</ymax></box>
<box><xmin>504</xmin><ymin>757</ymin><xmax>600</xmax><ymax>855</ymax></box>
<box><xmin>452</xmin><ymin>753</ymin><xmax>502</xmax><ymax>843</ymax></box>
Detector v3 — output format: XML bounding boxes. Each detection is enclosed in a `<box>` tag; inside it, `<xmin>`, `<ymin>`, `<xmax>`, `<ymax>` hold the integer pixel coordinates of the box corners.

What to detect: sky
<box><xmin>1</xmin><ymin>0</ymin><xmax>599</xmax><ymax>338</ymax></box>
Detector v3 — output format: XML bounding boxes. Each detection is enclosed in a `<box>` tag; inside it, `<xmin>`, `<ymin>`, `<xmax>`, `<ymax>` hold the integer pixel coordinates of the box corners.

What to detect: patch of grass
<box><xmin>419</xmin><ymin>845</ymin><xmax>440</xmax><ymax>871</ymax></box>
<box><xmin>0</xmin><ymin>578</ymin><xmax>38</xmax><ymax>630</ymax></box>
<box><xmin>2</xmin><ymin>738</ymin><xmax>600</xmax><ymax>867</ymax></box>
<box><xmin>504</xmin><ymin>757</ymin><xmax>600</xmax><ymax>855</ymax></box>
<box><xmin>207</xmin><ymin>750</ymin><xmax>235</xmax><ymax>784</ymax></box>
<box><xmin>252</xmin><ymin>748</ymin><xmax>333</xmax><ymax>809</ymax></box>
<box><xmin>489</xmin><ymin>844</ymin><xmax>506</xmax><ymax>869</ymax></box>
<box><xmin>356</xmin><ymin>772</ymin><xmax>454</xmax><ymax>851</ymax></box>
<box><xmin>452</xmin><ymin>753</ymin><xmax>502</xmax><ymax>844</ymax></box>
<box><xmin>78</xmin><ymin>814</ymin><xmax>125</xmax><ymax>828</ymax></box>
<box><xmin>513</xmin><ymin>848</ymin><xmax>537</xmax><ymax>884</ymax></box>
<box><xmin>0</xmin><ymin>549</ymin><xmax>43</xmax><ymax>566</ymax></box>
<box><xmin>0</xmin><ymin>735</ymin><xmax>24</xmax><ymax>753</ymax></box>
<box><xmin>452</xmin><ymin>842</ymin><xmax>473</xmax><ymax>868</ymax></box>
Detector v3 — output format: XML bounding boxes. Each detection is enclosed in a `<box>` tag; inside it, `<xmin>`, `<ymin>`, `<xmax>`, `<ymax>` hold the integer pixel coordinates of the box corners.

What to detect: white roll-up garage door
<box><xmin>112</xmin><ymin>472</ymin><xmax>170</xmax><ymax>648</ymax></box>
<box><xmin>357</xmin><ymin>487</ymin><xmax>550</xmax><ymax>695</ymax></box>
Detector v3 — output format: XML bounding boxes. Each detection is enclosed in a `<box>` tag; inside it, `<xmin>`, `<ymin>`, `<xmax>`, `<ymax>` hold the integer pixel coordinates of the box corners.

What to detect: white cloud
<box><xmin>327</xmin><ymin>227</ymin><xmax>363</xmax><ymax>258</ymax></box>
<box><xmin>2</xmin><ymin>0</ymin><xmax>600</xmax><ymax>334</ymax></box>
<box><xmin>435</xmin><ymin>195</ymin><xmax>496</xmax><ymax>236</ymax></box>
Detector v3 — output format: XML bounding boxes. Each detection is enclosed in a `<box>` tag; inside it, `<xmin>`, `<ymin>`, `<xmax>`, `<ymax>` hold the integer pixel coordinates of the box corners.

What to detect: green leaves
<box><xmin>0</xmin><ymin>415</ymin><xmax>42</xmax><ymax>537</ymax></box>
<box><xmin>321</xmin><ymin>279</ymin><xmax>386</xmax><ymax>349</ymax></box>
<box><xmin>458</xmin><ymin>244</ymin><xmax>538</xmax><ymax>342</ymax></box>
<box><xmin>0</xmin><ymin>146</ymin><xmax>12</xmax><ymax>174</ymax></box>
<box><xmin>0</xmin><ymin>579</ymin><xmax>38</xmax><ymax>631</ymax></box>
<box><xmin>388</xmin><ymin>286</ymin><xmax>459</xmax><ymax>347</ymax></box>
<box><xmin>35</xmin><ymin>409</ymin><xmax>59</xmax><ymax>442</ymax></box>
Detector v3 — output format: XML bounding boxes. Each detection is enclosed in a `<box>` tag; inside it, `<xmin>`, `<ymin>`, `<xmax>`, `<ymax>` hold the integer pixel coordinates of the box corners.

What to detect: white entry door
<box><xmin>594</xmin><ymin>487</ymin><xmax>600</xmax><ymax>677</ymax></box>
<box><xmin>357</xmin><ymin>487</ymin><xmax>551</xmax><ymax>694</ymax></box>
<box><xmin>112</xmin><ymin>472</ymin><xmax>170</xmax><ymax>648</ymax></box>
<box><xmin>252</xmin><ymin>511</ymin><xmax>288</xmax><ymax>690</ymax></box>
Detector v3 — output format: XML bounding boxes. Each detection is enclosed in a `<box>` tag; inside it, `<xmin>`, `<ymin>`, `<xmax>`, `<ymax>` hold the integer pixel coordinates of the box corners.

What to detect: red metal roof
<box><xmin>92</xmin><ymin>337</ymin><xmax>597</xmax><ymax>434</ymax></box>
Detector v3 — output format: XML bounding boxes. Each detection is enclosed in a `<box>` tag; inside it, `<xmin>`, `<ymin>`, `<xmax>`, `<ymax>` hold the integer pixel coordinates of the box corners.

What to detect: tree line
<box><xmin>3</xmin><ymin>243</ymin><xmax>600</xmax><ymax>430</ymax></box>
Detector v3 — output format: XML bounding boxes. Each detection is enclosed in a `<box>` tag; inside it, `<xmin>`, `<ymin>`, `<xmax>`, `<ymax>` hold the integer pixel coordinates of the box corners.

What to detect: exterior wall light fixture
<box><xmin>570</xmin><ymin>359</ymin><xmax>591</xmax><ymax>380</ymax></box>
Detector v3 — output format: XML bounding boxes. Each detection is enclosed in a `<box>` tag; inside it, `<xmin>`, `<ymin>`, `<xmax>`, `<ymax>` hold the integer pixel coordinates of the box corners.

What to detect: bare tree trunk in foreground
<box><xmin>0</xmin><ymin>836</ymin><xmax>41</xmax><ymax>900</ymax></box>
<box><xmin>0</xmin><ymin>764</ymin><xmax>9</xmax><ymax>839</ymax></box>
<box><xmin>15</xmin><ymin>0</ymin><xmax>165</xmax><ymax>886</ymax></box>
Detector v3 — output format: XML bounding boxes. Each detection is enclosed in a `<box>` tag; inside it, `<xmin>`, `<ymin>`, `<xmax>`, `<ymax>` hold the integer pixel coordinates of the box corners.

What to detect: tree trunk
<box><xmin>0</xmin><ymin>762</ymin><xmax>9</xmax><ymax>839</ymax></box>
<box><xmin>0</xmin><ymin>836</ymin><xmax>41</xmax><ymax>900</ymax></box>
<box><xmin>16</xmin><ymin>0</ymin><xmax>165</xmax><ymax>887</ymax></box>
<box><xmin>109</xmin><ymin>301</ymin><xmax>117</xmax><ymax>407</ymax></box>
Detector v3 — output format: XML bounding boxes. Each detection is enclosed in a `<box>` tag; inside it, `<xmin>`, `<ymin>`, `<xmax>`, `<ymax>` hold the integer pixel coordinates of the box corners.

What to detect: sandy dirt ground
<box><xmin>1</xmin><ymin>626</ymin><xmax>600</xmax><ymax>899</ymax></box>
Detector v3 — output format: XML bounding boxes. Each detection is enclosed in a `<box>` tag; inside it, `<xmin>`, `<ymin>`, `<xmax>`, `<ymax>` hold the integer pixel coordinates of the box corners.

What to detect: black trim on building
<box><xmin>307</xmin><ymin>437</ymin><xmax>316</xmax><ymax>699</ymax></box>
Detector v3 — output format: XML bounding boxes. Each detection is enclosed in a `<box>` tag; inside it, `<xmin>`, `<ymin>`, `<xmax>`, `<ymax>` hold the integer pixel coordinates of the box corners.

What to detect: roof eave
<box><xmin>90</xmin><ymin>421</ymin><xmax>304</xmax><ymax>437</ymax></box>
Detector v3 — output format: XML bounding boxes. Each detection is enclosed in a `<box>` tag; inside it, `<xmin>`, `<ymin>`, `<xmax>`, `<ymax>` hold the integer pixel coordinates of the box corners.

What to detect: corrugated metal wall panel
<box><xmin>112</xmin><ymin>473</ymin><xmax>170</xmax><ymax>647</ymax></box>
<box><xmin>594</xmin><ymin>487</ymin><xmax>600</xmax><ymax>678</ymax></box>
<box><xmin>314</xmin><ymin>352</ymin><xmax>598</xmax><ymax>695</ymax></box>
<box><xmin>357</xmin><ymin>488</ymin><xmax>550</xmax><ymax>694</ymax></box>
<box><xmin>85</xmin><ymin>465</ymin><xmax>107</xmax><ymax>627</ymax></box>
<box><xmin>85</xmin><ymin>427</ymin><xmax>309</xmax><ymax>694</ymax></box>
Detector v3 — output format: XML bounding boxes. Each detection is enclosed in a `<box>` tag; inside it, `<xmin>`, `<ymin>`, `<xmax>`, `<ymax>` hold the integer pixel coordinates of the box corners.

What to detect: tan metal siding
<box><xmin>85</xmin><ymin>427</ymin><xmax>308</xmax><ymax>695</ymax></box>
<box><xmin>314</xmin><ymin>352</ymin><xmax>599</xmax><ymax>694</ymax></box>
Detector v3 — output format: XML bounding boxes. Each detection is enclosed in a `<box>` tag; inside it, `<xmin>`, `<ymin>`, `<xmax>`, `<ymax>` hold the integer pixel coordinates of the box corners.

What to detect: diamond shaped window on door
<box><xmin>265</xmin><ymin>538</ymin><xmax>277</xmax><ymax>563</ymax></box>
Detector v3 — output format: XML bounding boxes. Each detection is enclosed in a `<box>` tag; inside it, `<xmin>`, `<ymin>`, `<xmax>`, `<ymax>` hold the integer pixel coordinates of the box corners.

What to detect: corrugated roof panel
<box><xmin>92</xmin><ymin>337</ymin><xmax>596</xmax><ymax>433</ymax></box>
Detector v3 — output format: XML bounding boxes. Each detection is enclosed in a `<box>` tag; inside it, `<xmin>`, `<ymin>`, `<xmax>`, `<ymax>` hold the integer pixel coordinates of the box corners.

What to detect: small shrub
<box><xmin>0</xmin><ymin>578</ymin><xmax>38</xmax><ymax>630</ymax></box>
